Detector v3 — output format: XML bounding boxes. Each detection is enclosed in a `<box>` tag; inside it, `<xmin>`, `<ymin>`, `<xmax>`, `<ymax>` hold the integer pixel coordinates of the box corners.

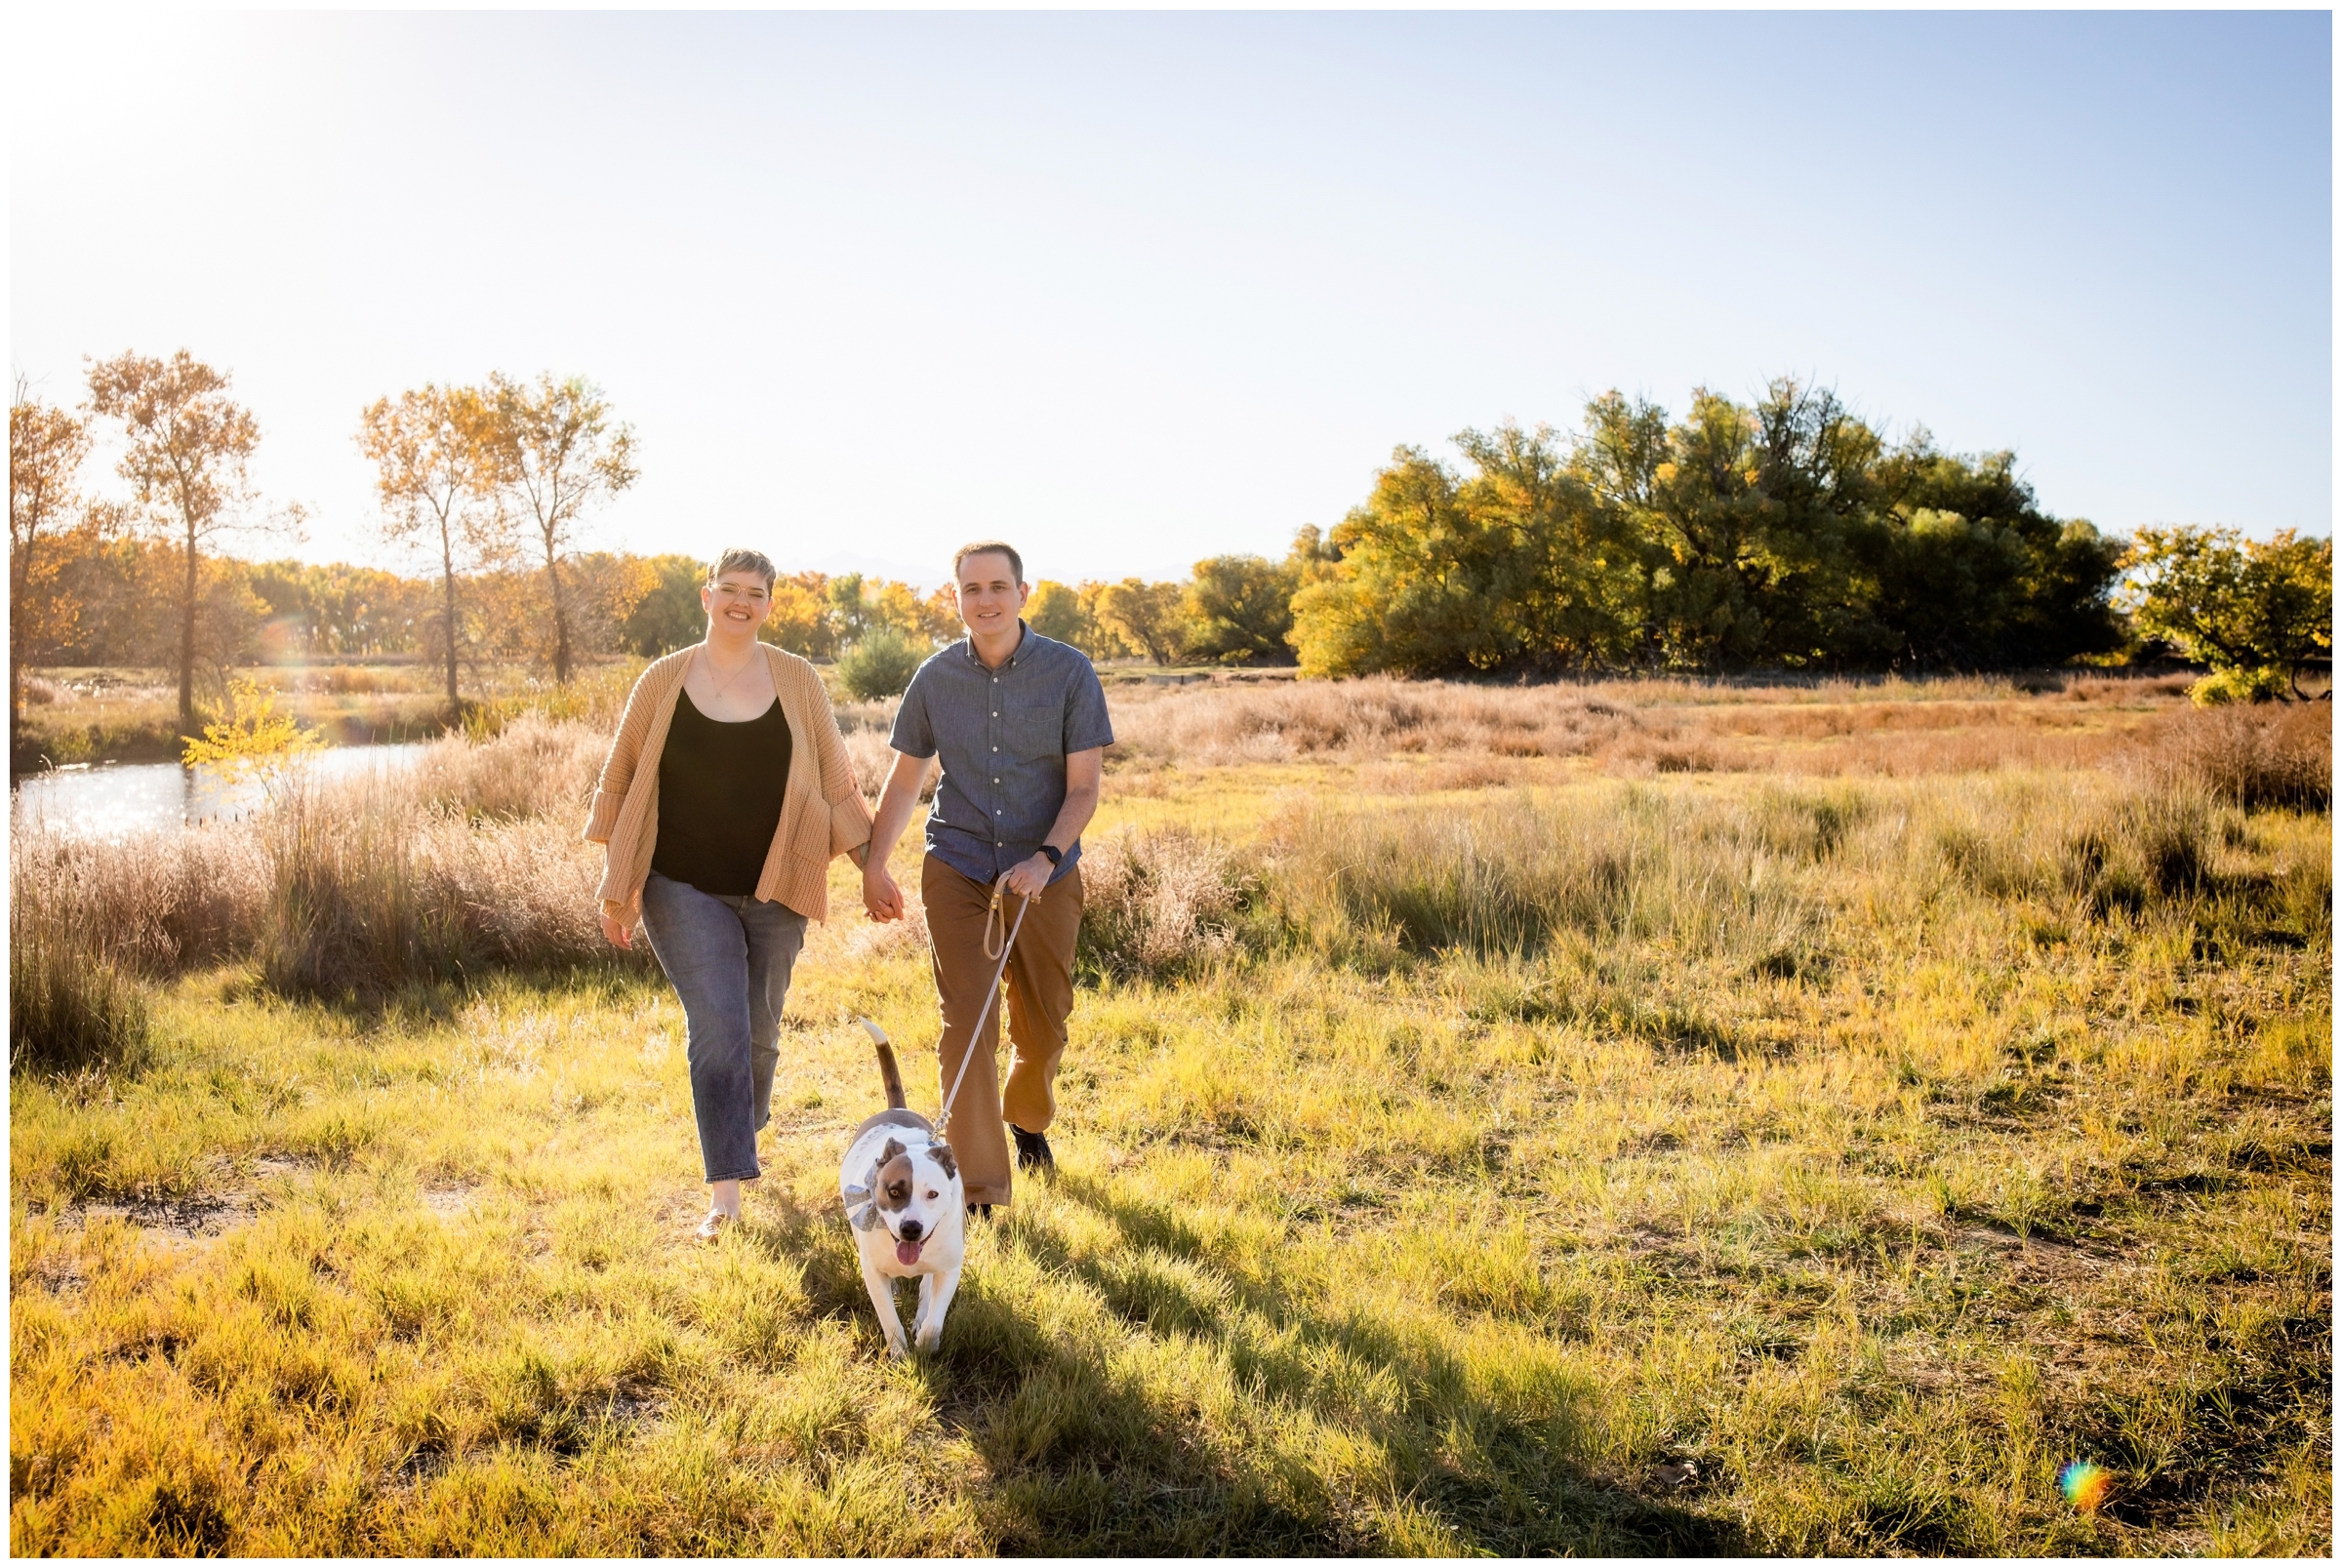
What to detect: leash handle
<box><xmin>937</xmin><ymin>873</ymin><xmax>1033</xmax><ymax>1135</ymax></box>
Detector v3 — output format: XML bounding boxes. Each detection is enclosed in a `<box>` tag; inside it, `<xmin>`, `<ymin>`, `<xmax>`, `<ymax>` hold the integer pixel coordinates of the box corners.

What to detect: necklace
<box><xmin>699</xmin><ymin>643</ymin><xmax>761</xmax><ymax>705</ymax></box>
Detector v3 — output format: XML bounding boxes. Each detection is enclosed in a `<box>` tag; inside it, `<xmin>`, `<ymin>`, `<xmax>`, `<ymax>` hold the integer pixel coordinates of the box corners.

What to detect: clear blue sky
<box><xmin>12</xmin><ymin>10</ymin><xmax>2331</xmax><ymax>586</ymax></box>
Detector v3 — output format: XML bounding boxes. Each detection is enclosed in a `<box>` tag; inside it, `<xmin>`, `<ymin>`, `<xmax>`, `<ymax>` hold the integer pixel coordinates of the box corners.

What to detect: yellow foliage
<box><xmin>180</xmin><ymin>678</ymin><xmax>327</xmax><ymax>781</ymax></box>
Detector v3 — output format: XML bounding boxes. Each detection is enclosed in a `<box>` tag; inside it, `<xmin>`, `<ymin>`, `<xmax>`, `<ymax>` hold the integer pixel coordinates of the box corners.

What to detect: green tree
<box><xmin>484</xmin><ymin>372</ymin><xmax>639</xmax><ymax>683</ymax></box>
<box><xmin>1184</xmin><ymin>554</ymin><xmax>1299</xmax><ymax>664</ymax></box>
<box><xmin>1455</xmin><ymin>422</ymin><xmax>1642</xmax><ymax>670</ymax></box>
<box><xmin>1579</xmin><ymin>382</ymin><xmax>1883</xmax><ymax>671</ymax></box>
<box><xmin>837</xmin><ymin>625</ymin><xmax>924</xmax><ymax>700</ymax></box>
<box><xmin>85</xmin><ymin>350</ymin><xmax>274</xmax><ymax>726</ymax></box>
<box><xmin>1297</xmin><ymin>382</ymin><xmax>2130</xmax><ymax>679</ymax></box>
<box><xmin>1861</xmin><ymin>440</ymin><xmax>2125</xmax><ymax>669</ymax></box>
<box><xmin>1293</xmin><ymin>428</ymin><xmax>1637</xmax><ymax>677</ymax></box>
<box><xmin>2124</xmin><ymin>526</ymin><xmax>2333</xmax><ymax>698</ymax></box>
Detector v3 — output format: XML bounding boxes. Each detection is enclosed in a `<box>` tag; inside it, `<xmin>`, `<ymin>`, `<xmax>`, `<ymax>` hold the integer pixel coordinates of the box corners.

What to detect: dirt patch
<box><xmin>72</xmin><ymin>1194</ymin><xmax>258</xmax><ymax>1245</ymax></box>
<box><xmin>422</xmin><ymin>1186</ymin><xmax>476</xmax><ymax>1219</ymax></box>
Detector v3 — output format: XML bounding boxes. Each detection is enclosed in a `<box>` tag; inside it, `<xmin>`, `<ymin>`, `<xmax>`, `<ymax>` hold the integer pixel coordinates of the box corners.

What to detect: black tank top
<box><xmin>652</xmin><ymin>690</ymin><xmax>793</xmax><ymax>897</ymax></box>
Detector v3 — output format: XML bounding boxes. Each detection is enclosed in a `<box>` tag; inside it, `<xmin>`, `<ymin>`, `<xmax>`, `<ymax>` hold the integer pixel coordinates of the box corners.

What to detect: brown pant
<box><xmin>922</xmin><ymin>856</ymin><xmax>1084</xmax><ymax>1207</ymax></box>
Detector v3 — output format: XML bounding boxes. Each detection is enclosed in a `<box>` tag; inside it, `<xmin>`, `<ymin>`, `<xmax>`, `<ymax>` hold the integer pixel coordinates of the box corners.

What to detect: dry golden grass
<box><xmin>1107</xmin><ymin>672</ymin><xmax>2327</xmax><ymax>795</ymax></box>
<box><xmin>10</xmin><ymin>676</ymin><xmax>2330</xmax><ymax>1554</ymax></box>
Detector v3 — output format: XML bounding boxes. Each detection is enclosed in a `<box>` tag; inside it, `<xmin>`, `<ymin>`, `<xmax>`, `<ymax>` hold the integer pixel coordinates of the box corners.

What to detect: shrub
<box><xmin>462</xmin><ymin>660</ymin><xmax>644</xmax><ymax>741</ymax></box>
<box><xmin>257</xmin><ymin>773</ymin><xmax>644</xmax><ymax>998</ymax></box>
<box><xmin>319</xmin><ymin>665</ymin><xmax>393</xmax><ymax>695</ymax></box>
<box><xmin>837</xmin><ymin>627</ymin><xmax>925</xmax><ymax>702</ymax></box>
<box><xmin>1076</xmin><ymin>827</ymin><xmax>1254</xmax><ymax>982</ymax></box>
<box><xmin>2143</xmin><ymin>704</ymin><xmax>2331</xmax><ymax>811</ymax></box>
<box><xmin>10</xmin><ymin>851</ymin><xmax>151</xmax><ymax>1075</ymax></box>
<box><xmin>10</xmin><ymin>828</ymin><xmax>268</xmax><ymax>975</ymax></box>
<box><xmin>411</xmin><ymin>714</ymin><xmax>607</xmax><ymax>822</ymax></box>
<box><xmin>1265</xmin><ymin>789</ymin><xmax>1816</xmax><ymax>964</ymax></box>
<box><xmin>2190</xmin><ymin>666</ymin><xmax>2292</xmax><ymax>706</ymax></box>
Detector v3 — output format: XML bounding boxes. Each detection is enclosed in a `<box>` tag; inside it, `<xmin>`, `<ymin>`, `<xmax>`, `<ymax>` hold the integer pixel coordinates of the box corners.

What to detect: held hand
<box><xmin>1002</xmin><ymin>852</ymin><xmax>1054</xmax><ymax>901</ymax></box>
<box><xmin>599</xmin><ymin>911</ymin><xmax>633</xmax><ymax>949</ymax></box>
<box><xmin>863</xmin><ymin>863</ymin><xmax>904</xmax><ymax>922</ymax></box>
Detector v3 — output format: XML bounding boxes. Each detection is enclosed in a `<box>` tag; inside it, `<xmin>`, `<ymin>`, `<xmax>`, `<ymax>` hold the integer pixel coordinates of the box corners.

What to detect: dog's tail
<box><xmin>859</xmin><ymin>1017</ymin><xmax>907</xmax><ymax>1110</ymax></box>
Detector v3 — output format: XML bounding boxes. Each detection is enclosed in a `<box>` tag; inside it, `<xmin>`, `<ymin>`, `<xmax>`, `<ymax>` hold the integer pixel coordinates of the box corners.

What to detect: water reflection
<box><xmin>12</xmin><ymin>744</ymin><xmax>429</xmax><ymax>841</ymax></box>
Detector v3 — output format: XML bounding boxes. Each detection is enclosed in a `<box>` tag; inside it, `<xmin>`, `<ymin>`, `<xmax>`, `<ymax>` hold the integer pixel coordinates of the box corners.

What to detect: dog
<box><xmin>838</xmin><ymin>1019</ymin><xmax>966</xmax><ymax>1358</ymax></box>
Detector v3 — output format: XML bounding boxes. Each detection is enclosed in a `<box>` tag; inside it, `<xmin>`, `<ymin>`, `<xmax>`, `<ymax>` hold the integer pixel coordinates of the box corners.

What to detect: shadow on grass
<box><xmin>222</xmin><ymin>959</ymin><xmax>666</xmax><ymax>1028</ymax></box>
<box><xmin>745</xmin><ymin>1172</ymin><xmax>1739</xmax><ymax>1554</ymax></box>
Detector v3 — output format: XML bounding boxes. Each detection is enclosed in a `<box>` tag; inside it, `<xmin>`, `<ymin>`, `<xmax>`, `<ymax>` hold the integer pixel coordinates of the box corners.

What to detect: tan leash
<box><xmin>935</xmin><ymin>873</ymin><xmax>1034</xmax><ymax>1137</ymax></box>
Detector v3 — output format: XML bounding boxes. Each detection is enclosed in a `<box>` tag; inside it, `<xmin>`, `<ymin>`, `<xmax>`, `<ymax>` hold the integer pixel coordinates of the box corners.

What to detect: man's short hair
<box><xmin>951</xmin><ymin>540</ymin><xmax>1024</xmax><ymax>585</ymax></box>
<box><xmin>707</xmin><ymin>547</ymin><xmax>778</xmax><ymax>588</ymax></box>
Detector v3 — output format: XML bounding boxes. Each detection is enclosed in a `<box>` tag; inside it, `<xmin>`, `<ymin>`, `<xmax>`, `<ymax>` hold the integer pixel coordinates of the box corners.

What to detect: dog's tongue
<box><xmin>896</xmin><ymin>1237</ymin><xmax>922</xmax><ymax>1266</ymax></box>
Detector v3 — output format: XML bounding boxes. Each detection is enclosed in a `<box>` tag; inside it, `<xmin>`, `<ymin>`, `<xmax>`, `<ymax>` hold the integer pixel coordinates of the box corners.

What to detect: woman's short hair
<box><xmin>707</xmin><ymin>548</ymin><xmax>779</xmax><ymax>589</ymax></box>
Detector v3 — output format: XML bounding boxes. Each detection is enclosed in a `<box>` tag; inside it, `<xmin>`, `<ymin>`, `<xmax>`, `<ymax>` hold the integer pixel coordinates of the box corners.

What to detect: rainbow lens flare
<box><xmin>2059</xmin><ymin>1461</ymin><xmax>2112</xmax><ymax>1513</ymax></box>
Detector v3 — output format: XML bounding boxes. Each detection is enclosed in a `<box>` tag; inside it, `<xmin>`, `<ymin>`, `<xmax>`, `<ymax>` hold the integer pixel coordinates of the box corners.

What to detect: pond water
<box><xmin>12</xmin><ymin>744</ymin><xmax>431</xmax><ymax>841</ymax></box>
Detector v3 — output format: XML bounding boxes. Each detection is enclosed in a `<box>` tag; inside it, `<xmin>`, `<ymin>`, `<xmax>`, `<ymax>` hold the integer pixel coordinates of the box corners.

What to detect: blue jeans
<box><xmin>638</xmin><ymin>871</ymin><xmax>809</xmax><ymax>1184</ymax></box>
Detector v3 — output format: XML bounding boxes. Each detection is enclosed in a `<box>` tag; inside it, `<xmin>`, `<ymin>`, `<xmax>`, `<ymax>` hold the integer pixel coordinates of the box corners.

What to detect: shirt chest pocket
<box><xmin>1000</xmin><ymin>704</ymin><xmax>1062</xmax><ymax>763</ymax></box>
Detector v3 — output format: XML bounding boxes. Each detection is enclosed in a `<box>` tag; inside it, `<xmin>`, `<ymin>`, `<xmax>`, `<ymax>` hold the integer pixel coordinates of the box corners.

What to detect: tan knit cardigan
<box><xmin>584</xmin><ymin>646</ymin><xmax>874</xmax><ymax>922</ymax></box>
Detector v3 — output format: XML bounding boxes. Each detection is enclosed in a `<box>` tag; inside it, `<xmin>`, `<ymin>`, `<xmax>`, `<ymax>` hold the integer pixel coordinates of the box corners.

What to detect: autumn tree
<box><xmin>84</xmin><ymin>350</ymin><xmax>273</xmax><ymax>726</ymax></box>
<box><xmin>2125</xmin><ymin>526</ymin><xmax>2333</xmax><ymax>698</ymax></box>
<box><xmin>621</xmin><ymin>553</ymin><xmax>711</xmax><ymax>656</ymax></box>
<box><xmin>356</xmin><ymin>383</ymin><xmax>504</xmax><ymax>706</ymax></box>
<box><xmin>9</xmin><ymin>382</ymin><xmax>109</xmax><ymax>740</ymax></box>
<box><xmin>764</xmin><ymin>571</ymin><xmax>836</xmax><ymax>659</ymax></box>
<box><xmin>484</xmin><ymin>373</ymin><xmax>638</xmax><ymax>683</ymax></box>
<box><xmin>1027</xmin><ymin>580</ymin><xmax>1090</xmax><ymax>646</ymax></box>
<box><xmin>1184</xmin><ymin>554</ymin><xmax>1299</xmax><ymax>663</ymax></box>
<box><xmin>1290</xmin><ymin>444</ymin><xmax>1544</xmax><ymax>677</ymax></box>
<box><xmin>1097</xmin><ymin>578</ymin><xmax>1191</xmax><ymax>664</ymax></box>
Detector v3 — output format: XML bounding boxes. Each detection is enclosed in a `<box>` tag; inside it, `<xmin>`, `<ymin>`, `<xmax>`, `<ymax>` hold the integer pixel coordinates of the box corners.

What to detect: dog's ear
<box><xmin>930</xmin><ymin>1144</ymin><xmax>957</xmax><ymax>1180</ymax></box>
<box><xmin>879</xmin><ymin>1138</ymin><xmax>906</xmax><ymax>1167</ymax></box>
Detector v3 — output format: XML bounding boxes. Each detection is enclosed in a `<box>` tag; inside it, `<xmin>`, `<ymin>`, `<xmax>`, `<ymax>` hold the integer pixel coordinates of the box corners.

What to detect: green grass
<box><xmin>11</xmin><ymin>743</ymin><xmax>2330</xmax><ymax>1553</ymax></box>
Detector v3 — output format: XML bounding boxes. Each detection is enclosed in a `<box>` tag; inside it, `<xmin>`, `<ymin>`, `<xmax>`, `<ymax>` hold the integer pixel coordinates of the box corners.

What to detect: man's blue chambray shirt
<box><xmin>888</xmin><ymin>624</ymin><xmax>1115</xmax><ymax>887</ymax></box>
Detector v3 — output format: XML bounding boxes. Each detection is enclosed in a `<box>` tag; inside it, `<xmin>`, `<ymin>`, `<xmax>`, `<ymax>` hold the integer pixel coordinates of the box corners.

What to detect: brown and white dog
<box><xmin>838</xmin><ymin>1020</ymin><xmax>967</xmax><ymax>1358</ymax></box>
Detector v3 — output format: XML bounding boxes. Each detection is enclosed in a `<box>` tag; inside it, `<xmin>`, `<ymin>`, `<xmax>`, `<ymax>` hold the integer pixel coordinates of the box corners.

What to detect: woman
<box><xmin>586</xmin><ymin>548</ymin><xmax>874</xmax><ymax>1240</ymax></box>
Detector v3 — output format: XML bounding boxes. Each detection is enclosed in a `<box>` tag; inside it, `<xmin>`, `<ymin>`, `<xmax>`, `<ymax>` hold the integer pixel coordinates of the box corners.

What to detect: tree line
<box><xmin>11</xmin><ymin>355</ymin><xmax>647</xmax><ymax>734</ymax></box>
<box><xmin>1282</xmin><ymin>380</ymin><xmax>2327</xmax><ymax>683</ymax></box>
<box><xmin>13</xmin><ymin>362</ymin><xmax>2329</xmax><ymax>741</ymax></box>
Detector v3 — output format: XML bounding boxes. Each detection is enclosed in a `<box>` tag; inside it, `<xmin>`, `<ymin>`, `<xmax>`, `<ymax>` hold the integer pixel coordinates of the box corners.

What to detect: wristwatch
<box><xmin>1036</xmin><ymin>844</ymin><xmax>1063</xmax><ymax>867</ymax></box>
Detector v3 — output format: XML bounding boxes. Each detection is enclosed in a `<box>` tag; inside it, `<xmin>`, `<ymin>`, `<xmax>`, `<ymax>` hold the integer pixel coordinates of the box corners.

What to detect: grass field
<box><xmin>10</xmin><ymin>677</ymin><xmax>2331</xmax><ymax>1554</ymax></box>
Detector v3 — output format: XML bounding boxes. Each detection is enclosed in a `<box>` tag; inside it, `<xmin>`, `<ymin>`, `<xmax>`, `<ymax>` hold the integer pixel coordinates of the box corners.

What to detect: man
<box><xmin>861</xmin><ymin>541</ymin><xmax>1113</xmax><ymax>1214</ymax></box>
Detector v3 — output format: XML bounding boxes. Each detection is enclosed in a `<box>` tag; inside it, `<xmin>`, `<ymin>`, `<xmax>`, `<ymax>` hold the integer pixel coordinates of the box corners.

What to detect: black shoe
<box><xmin>967</xmin><ymin>1203</ymin><xmax>993</xmax><ymax>1221</ymax></box>
<box><xmin>1012</xmin><ymin>1125</ymin><xmax>1055</xmax><ymax>1174</ymax></box>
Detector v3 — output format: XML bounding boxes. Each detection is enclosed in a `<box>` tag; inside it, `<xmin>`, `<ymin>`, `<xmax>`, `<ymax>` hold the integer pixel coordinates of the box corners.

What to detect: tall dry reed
<box><xmin>1075</xmin><ymin>826</ymin><xmax>1257</xmax><ymax>982</ymax></box>
<box><xmin>410</xmin><ymin>713</ymin><xmax>609</xmax><ymax>821</ymax></box>
<box><xmin>1104</xmin><ymin>671</ymin><xmax>2202</xmax><ymax>779</ymax></box>
<box><xmin>255</xmin><ymin>777</ymin><xmax>629</xmax><ymax>997</ymax></box>
<box><xmin>2134</xmin><ymin>702</ymin><xmax>2331</xmax><ymax>810</ymax></box>
<box><xmin>9</xmin><ymin>853</ymin><xmax>153</xmax><ymax>1075</ymax></box>
<box><xmin>1261</xmin><ymin>786</ymin><xmax>1827</xmax><ymax>965</ymax></box>
<box><xmin>10</xmin><ymin>717</ymin><xmax>655</xmax><ymax>1014</ymax></box>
